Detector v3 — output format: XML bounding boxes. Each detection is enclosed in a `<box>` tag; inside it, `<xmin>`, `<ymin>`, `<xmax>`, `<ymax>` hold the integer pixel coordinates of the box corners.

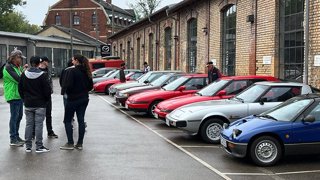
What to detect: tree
<box><xmin>129</xmin><ymin>0</ymin><xmax>162</xmax><ymax>20</ymax></box>
<box><xmin>0</xmin><ymin>0</ymin><xmax>23</xmax><ymax>15</ymax></box>
<box><xmin>0</xmin><ymin>11</ymin><xmax>41</xmax><ymax>34</ymax></box>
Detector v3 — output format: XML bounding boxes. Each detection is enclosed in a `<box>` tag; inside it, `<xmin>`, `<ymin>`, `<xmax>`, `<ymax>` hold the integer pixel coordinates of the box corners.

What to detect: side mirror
<box><xmin>144</xmin><ymin>80</ymin><xmax>149</xmax><ymax>84</ymax></box>
<box><xmin>216</xmin><ymin>90</ymin><xmax>226</xmax><ymax>96</ymax></box>
<box><xmin>303</xmin><ymin>115</ymin><xmax>316</xmax><ymax>123</ymax></box>
<box><xmin>114</xmin><ymin>76</ymin><xmax>116</xmax><ymax>79</ymax></box>
<box><xmin>259</xmin><ymin>97</ymin><xmax>267</xmax><ymax>105</ymax></box>
<box><xmin>93</xmin><ymin>73</ymin><xmax>97</xmax><ymax>77</ymax></box>
<box><xmin>177</xmin><ymin>86</ymin><xmax>186</xmax><ymax>92</ymax></box>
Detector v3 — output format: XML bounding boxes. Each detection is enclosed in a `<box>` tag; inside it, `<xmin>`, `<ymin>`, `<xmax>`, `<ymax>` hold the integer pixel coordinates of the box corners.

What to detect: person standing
<box><xmin>143</xmin><ymin>62</ymin><xmax>150</xmax><ymax>73</ymax></box>
<box><xmin>2</xmin><ymin>48</ymin><xmax>27</xmax><ymax>146</ymax></box>
<box><xmin>39</xmin><ymin>56</ymin><xmax>58</xmax><ymax>138</ymax></box>
<box><xmin>60</xmin><ymin>54</ymin><xmax>93</xmax><ymax>150</ymax></box>
<box><xmin>207</xmin><ymin>61</ymin><xmax>222</xmax><ymax>84</ymax></box>
<box><xmin>18</xmin><ymin>56</ymin><xmax>51</xmax><ymax>153</ymax></box>
<box><xmin>119</xmin><ymin>63</ymin><xmax>126</xmax><ymax>83</ymax></box>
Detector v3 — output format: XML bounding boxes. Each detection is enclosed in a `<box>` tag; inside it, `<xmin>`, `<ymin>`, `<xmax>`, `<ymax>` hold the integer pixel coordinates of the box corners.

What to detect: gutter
<box><xmin>303</xmin><ymin>0</ymin><xmax>309</xmax><ymax>84</ymax></box>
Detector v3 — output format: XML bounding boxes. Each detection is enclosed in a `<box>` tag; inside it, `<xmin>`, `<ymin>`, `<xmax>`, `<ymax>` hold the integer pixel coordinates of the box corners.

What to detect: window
<box><xmin>261</xmin><ymin>86</ymin><xmax>301</xmax><ymax>102</ymax></box>
<box><xmin>148</xmin><ymin>33</ymin><xmax>154</xmax><ymax>70</ymax></box>
<box><xmin>119</xmin><ymin>44</ymin><xmax>123</xmax><ymax>59</ymax></box>
<box><xmin>280</xmin><ymin>0</ymin><xmax>305</xmax><ymax>82</ymax></box>
<box><xmin>73</xmin><ymin>15</ymin><xmax>80</xmax><ymax>25</ymax></box>
<box><xmin>222</xmin><ymin>5</ymin><xmax>236</xmax><ymax>76</ymax></box>
<box><xmin>187</xmin><ymin>18</ymin><xmax>197</xmax><ymax>73</ymax></box>
<box><xmin>55</xmin><ymin>15</ymin><xmax>61</xmax><ymax>25</ymax></box>
<box><xmin>127</xmin><ymin>41</ymin><xmax>131</xmax><ymax>68</ymax></box>
<box><xmin>223</xmin><ymin>80</ymin><xmax>247</xmax><ymax>95</ymax></box>
<box><xmin>92</xmin><ymin>14</ymin><xmax>97</xmax><ymax>25</ymax></box>
<box><xmin>137</xmin><ymin>38</ymin><xmax>141</xmax><ymax>69</ymax></box>
<box><xmin>0</xmin><ymin>44</ymin><xmax>7</xmax><ymax>66</ymax></box>
<box><xmin>184</xmin><ymin>78</ymin><xmax>207</xmax><ymax>90</ymax></box>
<box><xmin>164</xmin><ymin>28</ymin><xmax>172</xmax><ymax>70</ymax></box>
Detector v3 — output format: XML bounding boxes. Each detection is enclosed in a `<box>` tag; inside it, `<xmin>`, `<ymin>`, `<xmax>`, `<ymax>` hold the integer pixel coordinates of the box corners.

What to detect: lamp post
<box><xmin>69</xmin><ymin>1</ymin><xmax>74</xmax><ymax>59</ymax></box>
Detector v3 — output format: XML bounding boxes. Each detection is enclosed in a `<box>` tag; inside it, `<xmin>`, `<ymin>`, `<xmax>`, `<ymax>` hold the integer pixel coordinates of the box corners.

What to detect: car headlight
<box><xmin>160</xmin><ymin>108</ymin><xmax>172</xmax><ymax>113</ymax></box>
<box><xmin>232</xmin><ymin>129</ymin><xmax>242</xmax><ymax>139</ymax></box>
<box><xmin>119</xmin><ymin>93</ymin><xmax>128</xmax><ymax>97</ymax></box>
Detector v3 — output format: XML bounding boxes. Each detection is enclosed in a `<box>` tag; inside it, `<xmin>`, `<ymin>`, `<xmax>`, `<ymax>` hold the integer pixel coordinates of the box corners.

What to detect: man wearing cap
<box><xmin>18</xmin><ymin>56</ymin><xmax>51</xmax><ymax>153</ymax></box>
<box><xmin>207</xmin><ymin>61</ymin><xmax>222</xmax><ymax>84</ymax></box>
<box><xmin>39</xmin><ymin>56</ymin><xmax>58</xmax><ymax>138</ymax></box>
<box><xmin>2</xmin><ymin>48</ymin><xmax>27</xmax><ymax>146</ymax></box>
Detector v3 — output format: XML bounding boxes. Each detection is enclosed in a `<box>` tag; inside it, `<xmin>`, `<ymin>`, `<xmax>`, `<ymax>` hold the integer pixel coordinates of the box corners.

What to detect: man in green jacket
<box><xmin>3</xmin><ymin>48</ymin><xmax>27</xmax><ymax>146</ymax></box>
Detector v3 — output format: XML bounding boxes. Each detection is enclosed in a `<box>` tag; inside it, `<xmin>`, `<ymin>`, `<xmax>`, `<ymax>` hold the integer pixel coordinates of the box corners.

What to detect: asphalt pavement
<box><xmin>0</xmin><ymin>79</ymin><xmax>320</xmax><ymax>180</ymax></box>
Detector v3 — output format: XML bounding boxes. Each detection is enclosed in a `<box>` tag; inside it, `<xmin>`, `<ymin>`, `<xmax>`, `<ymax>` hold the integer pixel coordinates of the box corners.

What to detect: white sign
<box><xmin>211</xmin><ymin>59</ymin><xmax>217</xmax><ymax>65</ymax></box>
<box><xmin>314</xmin><ymin>55</ymin><xmax>320</xmax><ymax>66</ymax></box>
<box><xmin>263</xmin><ymin>56</ymin><xmax>272</xmax><ymax>65</ymax></box>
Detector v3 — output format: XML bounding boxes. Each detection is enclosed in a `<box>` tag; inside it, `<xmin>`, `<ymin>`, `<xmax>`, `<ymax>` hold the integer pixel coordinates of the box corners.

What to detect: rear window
<box><xmin>92</xmin><ymin>63</ymin><xmax>105</xmax><ymax>69</ymax></box>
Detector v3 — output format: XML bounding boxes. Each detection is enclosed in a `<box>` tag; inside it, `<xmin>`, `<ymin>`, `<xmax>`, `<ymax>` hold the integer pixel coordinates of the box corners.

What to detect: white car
<box><xmin>166</xmin><ymin>82</ymin><xmax>316</xmax><ymax>144</ymax></box>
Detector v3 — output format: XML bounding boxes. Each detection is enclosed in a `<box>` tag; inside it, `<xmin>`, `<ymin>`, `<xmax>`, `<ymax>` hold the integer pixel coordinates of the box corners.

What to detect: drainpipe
<box><xmin>303</xmin><ymin>0</ymin><xmax>309</xmax><ymax>84</ymax></box>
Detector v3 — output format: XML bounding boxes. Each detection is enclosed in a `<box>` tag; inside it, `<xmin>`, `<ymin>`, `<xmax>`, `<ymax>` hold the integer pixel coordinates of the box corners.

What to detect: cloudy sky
<box><xmin>16</xmin><ymin>0</ymin><xmax>182</xmax><ymax>26</ymax></box>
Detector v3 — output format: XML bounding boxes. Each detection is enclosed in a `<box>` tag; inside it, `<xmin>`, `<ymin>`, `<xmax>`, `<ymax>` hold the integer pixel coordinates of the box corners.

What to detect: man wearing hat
<box><xmin>39</xmin><ymin>56</ymin><xmax>58</xmax><ymax>138</ymax></box>
<box><xmin>2</xmin><ymin>48</ymin><xmax>27</xmax><ymax>146</ymax></box>
<box><xmin>207</xmin><ymin>61</ymin><xmax>222</xmax><ymax>84</ymax></box>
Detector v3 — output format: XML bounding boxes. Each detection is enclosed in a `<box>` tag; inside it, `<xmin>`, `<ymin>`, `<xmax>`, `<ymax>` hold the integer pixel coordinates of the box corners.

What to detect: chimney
<box><xmin>105</xmin><ymin>0</ymin><xmax>112</xmax><ymax>4</ymax></box>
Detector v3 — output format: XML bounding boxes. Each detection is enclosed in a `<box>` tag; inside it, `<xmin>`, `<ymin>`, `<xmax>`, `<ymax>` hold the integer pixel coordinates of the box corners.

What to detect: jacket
<box><xmin>2</xmin><ymin>62</ymin><xmax>23</xmax><ymax>102</ymax></box>
<box><xmin>39</xmin><ymin>67</ymin><xmax>53</xmax><ymax>93</ymax></box>
<box><xmin>61</xmin><ymin>65</ymin><xmax>93</xmax><ymax>101</ymax></box>
<box><xmin>119</xmin><ymin>68</ymin><xmax>126</xmax><ymax>83</ymax></box>
<box><xmin>18</xmin><ymin>67</ymin><xmax>51</xmax><ymax>108</ymax></box>
<box><xmin>208</xmin><ymin>67</ymin><xmax>222</xmax><ymax>84</ymax></box>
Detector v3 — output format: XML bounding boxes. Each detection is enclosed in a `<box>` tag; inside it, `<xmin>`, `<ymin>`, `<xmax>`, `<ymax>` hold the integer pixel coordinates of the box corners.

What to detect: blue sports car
<box><xmin>221</xmin><ymin>94</ymin><xmax>320</xmax><ymax>166</ymax></box>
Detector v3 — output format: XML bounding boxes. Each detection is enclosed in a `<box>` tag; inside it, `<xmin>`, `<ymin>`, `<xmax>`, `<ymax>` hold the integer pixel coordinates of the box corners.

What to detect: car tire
<box><xmin>104</xmin><ymin>84</ymin><xmax>112</xmax><ymax>95</ymax></box>
<box><xmin>148</xmin><ymin>100</ymin><xmax>161</xmax><ymax>118</ymax></box>
<box><xmin>200</xmin><ymin>118</ymin><xmax>224</xmax><ymax>144</ymax></box>
<box><xmin>250</xmin><ymin>136</ymin><xmax>282</xmax><ymax>166</ymax></box>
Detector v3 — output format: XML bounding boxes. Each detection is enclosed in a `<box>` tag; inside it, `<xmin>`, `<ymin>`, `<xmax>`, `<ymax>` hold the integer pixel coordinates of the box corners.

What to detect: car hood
<box><xmin>114</xmin><ymin>82</ymin><xmax>147</xmax><ymax>91</ymax></box>
<box><xmin>179</xmin><ymin>99</ymin><xmax>241</xmax><ymax>113</ymax></box>
<box><xmin>128</xmin><ymin>89</ymin><xmax>172</xmax><ymax>102</ymax></box>
<box><xmin>121</xmin><ymin>85</ymin><xmax>161</xmax><ymax>95</ymax></box>
<box><xmin>157</xmin><ymin>95</ymin><xmax>215</xmax><ymax>110</ymax></box>
<box><xmin>93</xmin><ymin>76</ymin><xmax>113</xmax><ymax>83</ymax></box>
<box><xmin>95</xmin><ymin>79</ymin><xmax>119</xmax><ymax>86</ymax></box>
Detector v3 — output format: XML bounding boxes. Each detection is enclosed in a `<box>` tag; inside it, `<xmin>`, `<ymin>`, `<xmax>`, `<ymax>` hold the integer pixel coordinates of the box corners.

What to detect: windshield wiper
<box><xmin>233</xmin><ymin>97</ymin><xmax>244</xmax><ymax>103</ymax></box>
<box><xmin>196</xmin><ymin>92</ymin><xmax>202</xmax><ymax>96</ymax></box>
<box><xmin>257</xmin><ymin>114</ymin><xmax>278</xmax><ymax>121</ymax></box>
<box><xmin>162</xmin><ymin>87</ymin><xmax>166</xmax><ymax>90</ymax></box>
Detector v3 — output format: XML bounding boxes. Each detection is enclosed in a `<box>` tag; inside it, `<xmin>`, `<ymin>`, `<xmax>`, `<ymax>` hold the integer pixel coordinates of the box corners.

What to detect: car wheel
<box><xmin>148</xmin><ymin>100</ymin><xmax>161</xmax><ymax>118</ymax></box>
<box><xmin>200</xmin><ymin>118</ymin><xmax>224</xmax><ymax>144</ymax></box>
<box><xmin>250</xmin><ymin>136</ymin><xmax>282</xmax><ymax>166</ymax></box>
<box><xmin>104</xmin><ymin>84</ymin><xmax>112</xmax><ymax>95</ymax></box>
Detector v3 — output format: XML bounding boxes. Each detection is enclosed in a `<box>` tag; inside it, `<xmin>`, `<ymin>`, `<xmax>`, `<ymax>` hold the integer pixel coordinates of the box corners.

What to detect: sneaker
<box><xmin>48</xmin><ymin>132</ymin><xmax>58</xmax><ymax>138</ymax></box>
<box><xmin>17</xmin><ymin>137</ymin><xmax>25</xmax><ymax>143</ymax></box>
<box><xmin>60</xmin><ymin>143</ymin><xmax>74</xmax><ymax>150</ymax></box>
<box><xmin>35</xmin><ymin>146</ymin><xmax>50</xmax><ymax>153</ymax></box>
<box><xmin>25</xmin><ymin>148</ymin><xmax>32</xmax><ymax>153</ymax></box>
<box><xmin>74</xmin><ymin>144</ymin><xmax>83</xmax><ymax>150</ymax></box>
<box><xmin>10</xmin><ymin>141</ymin><xmax>24</xmax><ymax>147</ymax></box>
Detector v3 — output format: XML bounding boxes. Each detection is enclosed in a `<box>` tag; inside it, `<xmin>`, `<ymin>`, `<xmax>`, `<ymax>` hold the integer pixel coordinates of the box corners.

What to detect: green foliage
<box><xmin>0</xmin><ymin>0</ymin><xmax>23</xmax><ymax>15</ymax></box>
<box><xmin>0</xmin><ymin>11</ymin><xmax>41</xmax><ymax>34</ymax></box>
<box><xmin>129</xmin><ymin>0</ymin><xmax>162</xmax><ymax>20</ymax></box>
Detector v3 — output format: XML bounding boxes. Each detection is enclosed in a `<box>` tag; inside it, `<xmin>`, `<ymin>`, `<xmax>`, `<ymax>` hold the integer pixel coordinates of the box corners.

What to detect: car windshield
<box><xmin>234</xmin><ymin>84</ymin><xmax>269</xmax><ymax>103</ymax></box>
<box><xmin>259</xmin><ymin>98</ymin><xmax>313</xmax><ymax>122</ymax></box>
<box><xmin>137</xmin><ymin>72</ymin><xmax>152</xmax><ymax>83</ymax></box>
<box><xmin>197</xmin><ymin>79</ymin><xmax>229</xmax><ymax>96</ymax></box>
<box><xmin>102</xmin><ymin>69</ymin><xmax>117</xmax><ymax>77</ymax></box>
<box><xmin>163</xmin><ymin>77</ymin><xmax>189</xmax><ymax>91</ymax></box>
<box><xmin>150</xmin><ymin>74</ymin><xmax>170</xmax><ymax>86</ymax></box>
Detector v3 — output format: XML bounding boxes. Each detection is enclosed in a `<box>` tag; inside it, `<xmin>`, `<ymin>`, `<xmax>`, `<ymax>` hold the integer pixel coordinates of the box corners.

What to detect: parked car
<box><xmin>93</xmin><ymin>69</ymin><xmax>138</xmax><ymax>84</ymax></box>
<box><xmin>93</xmin><ymin>71</ymin><xmax>144</xmax><ymax>94</ymax></box>
<box><xmin>221</xmin><ymin>94</ymin><xmax>320</xmax><ymax>166</ymax></box>
<box><xmin>109</xmin><ymin>71</ymin><xmax>181</xmax><ymax>96</ymax></box>
<box><xmin>88</xmin><ymin>56</ymin><xmax>124</xmax><ymax>72</ymax></box>
<box><xmin>155</xmin><ymin>76</ymin><xmax>279</xmax><ymax>120</ymax></box>
<box><xmin>115</xmin><ymin>72</ymin><xmax>184</xmax><ymax>106</ymax></box>
<box><xmin>92</xmin><ymin>67</ymin><xmax>116</xmax><ymax>78</ymax></box>
<box><xmin>125</xmin><ymin>74</ymin><xmax>208</xmax><ymax>117</ymax></box>
<box><xmin>166</xmin><ymin>82</ymin><xmax>316</xmax><ymax>144</ymax></box>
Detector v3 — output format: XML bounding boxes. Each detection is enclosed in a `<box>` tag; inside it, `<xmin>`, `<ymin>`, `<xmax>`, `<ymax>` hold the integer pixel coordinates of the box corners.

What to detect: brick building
<box><xmin>108</xmin><ymin>0</ymin><xmax>320</xmax><ymax>88</ymax></box>
<box><xmin>43</xmin><ymin>0</ymin><xmax>135</xmax><ymax>42</ymax></box>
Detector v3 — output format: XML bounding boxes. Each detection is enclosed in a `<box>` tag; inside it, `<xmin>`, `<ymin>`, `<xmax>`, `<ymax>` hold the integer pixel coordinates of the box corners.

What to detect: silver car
<box><xmin>166</xmin><ymin>82</ymin><xmax>316</xmax><ymax>144</ymax></box>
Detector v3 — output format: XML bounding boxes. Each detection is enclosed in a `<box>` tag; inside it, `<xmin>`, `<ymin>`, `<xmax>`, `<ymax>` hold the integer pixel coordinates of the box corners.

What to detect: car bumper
<box><xmin>154</xmin><ymin>108</ymin><xmax>168</xmax><ymax>120</ymax></box>
<box><xmin>93</xmin><ymin>86</ymin><xmax>104</xmax><ymax>93</ymax></box>
<box><xmin>115</xmin><ymin>96</ymin><xmax>128</xmax><ymax>105</ymax></box>
<box><xmin>220</xmin><ymin>136</ymin><xmax>247</xmax><ymax>158</ymax></box>
<box><xmin>125</xmin><ymin>101</ymin><xmax>149</xmax><ymax>112</ymax></box>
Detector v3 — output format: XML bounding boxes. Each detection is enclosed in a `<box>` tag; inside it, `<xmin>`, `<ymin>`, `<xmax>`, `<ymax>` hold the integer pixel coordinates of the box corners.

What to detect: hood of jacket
<box><xmin>25</xmin><ymin>67</ymin><xmax>44</xmax><ymax>79</ymax></box>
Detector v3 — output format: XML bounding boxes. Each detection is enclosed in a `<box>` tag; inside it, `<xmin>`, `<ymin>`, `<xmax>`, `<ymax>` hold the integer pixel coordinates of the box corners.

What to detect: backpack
<box><xmin>0</xmin><ymin>62</ymin><xmax>6</xmax><ymax>79</ymax></box>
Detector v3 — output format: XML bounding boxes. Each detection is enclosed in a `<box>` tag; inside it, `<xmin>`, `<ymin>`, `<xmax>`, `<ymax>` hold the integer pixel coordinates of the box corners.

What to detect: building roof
<box><xmin>97</xmin><ymin>0</ymin><xmax>135</xmax><ymax>19</ymax></box>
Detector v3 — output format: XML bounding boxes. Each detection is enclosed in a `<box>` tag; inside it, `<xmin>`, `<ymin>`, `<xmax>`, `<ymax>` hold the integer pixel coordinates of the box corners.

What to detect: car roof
<box><xmin>125</xmin><ymin>69</ymin><xmax>143</xmax><ymax>72</ymax></box>
<box><xmin>294</xmin><ymin>93</ymin><xmax>320</xmax><ymax>99</ymax></box>
<box><xmin>254</xmin><ymin>81</ymin><xmax>307</xmax><ymax>86</ymax></box>
<box><xmin>182</xmin><ymin>73</ymin><xmax>207</xmax><ymax>78</ymax></box>
<box><xmin>220</xmin><ymin>75</ymin><xmax>278</xmax><ymax>80</ymax></box>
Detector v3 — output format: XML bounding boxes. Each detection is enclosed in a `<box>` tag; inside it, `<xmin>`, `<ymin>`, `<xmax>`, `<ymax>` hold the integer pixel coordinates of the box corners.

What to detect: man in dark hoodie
<box><xmin>18</xmin><ymin>56</ymin><xmax>51</xmax><ymax>153</ymax></box>
<box><xmin>39</xmin><ymin>56</ymin><xmax>58</xmax><ymax>138</ymax></box>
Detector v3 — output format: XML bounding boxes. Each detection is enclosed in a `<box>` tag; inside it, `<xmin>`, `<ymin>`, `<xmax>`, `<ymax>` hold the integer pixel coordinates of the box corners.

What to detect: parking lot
<box><xmin>0</xmin><ymin>79</ymin><xmax>320</xmax><ymax>180</ymax></box>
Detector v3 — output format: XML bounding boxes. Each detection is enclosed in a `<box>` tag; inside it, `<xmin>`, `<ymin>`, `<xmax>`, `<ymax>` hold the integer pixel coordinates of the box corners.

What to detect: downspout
<box><xmin>207</xmin><ymin>0</ymin><xmax>210</xmax><ymax>65</ymax></box>
<box><xmin>147</xmin><ymin>16</ymin><xmax>157</xmax><ymax>71</ymax></box>
<box><xmin>166</xmin><ymin>9</ymin><xmax>180</xmax><ymax>70</ymax></box>
<box><xmin>254</xmin><ymin>0</ymin><xmax>257</xmax><ymax>75</ymax></box>
<box><xmin>303</xmin><ymin>0</ymin><xmax>309</xmax><ymax>84</ymax></box>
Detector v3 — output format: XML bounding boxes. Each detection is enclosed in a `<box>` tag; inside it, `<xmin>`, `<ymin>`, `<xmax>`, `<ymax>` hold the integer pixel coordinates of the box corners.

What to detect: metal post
<box><xmin>303</xmin><ymin>0</ymin><xmax>309</xmax><ymax>84</ymax></box>
<box><xmin>111</xmin><ymin>3</ymin><xmax>114</xmax><ymax>34</ymax></box>
<box><xmin>95</xmin><ymin>8</ymin><xmax>100</xmax><ymax>59</ymax></box>
<box><xmin>69</xmin><ymin>2</ymin><xmax>74</xmax><ymax>58</ymax></box>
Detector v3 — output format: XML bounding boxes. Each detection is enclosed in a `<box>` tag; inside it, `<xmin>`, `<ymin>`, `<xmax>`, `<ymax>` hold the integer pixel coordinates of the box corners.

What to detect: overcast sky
<box><xmin>16</xmin><ymin>0</ymin><xmax>182</xmax><ymax>26</ymax></box>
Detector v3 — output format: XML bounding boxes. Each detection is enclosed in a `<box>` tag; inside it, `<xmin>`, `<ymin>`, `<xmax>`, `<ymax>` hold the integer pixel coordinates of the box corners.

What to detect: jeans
<box><xmin>45</xmin><ymin>98</ymin><xmax>54</xmax><ymax>134</ymax></box>
<box><xmin>25</xmin><ymin>108</ymin><xmax>46</xmax><ymax>149</ymax></box>
<box><xmin>9</xmin><ymin>100</ymin><xmax>23</xmax><ymax>142</ymax></box>
<box><xmin>64</xmin><ymin>97</ymin><xmax>89</xmax><ymax>145</ymax></box>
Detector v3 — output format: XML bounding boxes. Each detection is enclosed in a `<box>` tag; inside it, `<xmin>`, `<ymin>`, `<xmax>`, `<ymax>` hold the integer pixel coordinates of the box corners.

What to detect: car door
<box><xmin>219</xmin><ymin>80</ymin><xmax>248</xmax><ymax>99</ymax></box>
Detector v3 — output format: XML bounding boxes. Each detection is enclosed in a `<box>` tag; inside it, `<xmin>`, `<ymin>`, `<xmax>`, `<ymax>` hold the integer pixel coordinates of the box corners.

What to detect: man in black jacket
<box><xmin>207</xmin><ymin>61</ymin><xmax>222</xmax><ymax>84</ymax></box>
<box><xmin>18</xmin><ymin>56</ymin><xmax>51</xmax><ymax>153</ymax></box>
<box><xmin>119</xmin><ymin>63</ymin><xmax>126</xmax><ymax>83</ymax></box>
<box><xmin>39</xmin><ymin>56</ymin><xmax>58</xmax><ymax>138</ymax></box>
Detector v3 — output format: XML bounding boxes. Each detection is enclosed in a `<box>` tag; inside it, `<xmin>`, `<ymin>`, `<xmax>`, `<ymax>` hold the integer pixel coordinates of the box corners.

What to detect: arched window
<box><xmin>119</xmin><ymin>44</ymin><xmax>123</xmax><ymax>59</ymax></box>
<box><xmin>222</xmin><ymin>5</ymin><xmax>236</xmax><ymax>76</ymax></box>
<box><xmin>136</xmin><ymin>38</ymin><xmax>141</xmax><ymax>69</ymax></box>
<box><xmin>92</xmin><ymin>14</ymin><xmax>97</xmax><ymax>25</ymax></box>
<box><xmin>55</xmin><ymin>15</ymin><xmax>61</xmax><ymax>25</ymax></box>
<box><xmin>280</xmin><ymin>0</ymin><xmax>304</xmax><ymax>82</ymax></box>
<box><xmin>127</xmin><ymin>41</ymin><xmax>131</xmax><ymax>68</ymax></box>
<box><xmin>164</xmin><ymin>28</ymin><xmax>172</xmax><ymax>70</ymax></box>
<box><xmin>73</xmin><ymin>15</ymin><xmax>80</xmax><ymax>25</ymax></box>
<box><xmin>187</xmin><ymin>18</ymin><xmax>197</xmax><ymax>73</ymax></box>
<box><xmin>149</xmin><ymin>33</ymin><xmax>154</xmax><ymax>69</ymax></box>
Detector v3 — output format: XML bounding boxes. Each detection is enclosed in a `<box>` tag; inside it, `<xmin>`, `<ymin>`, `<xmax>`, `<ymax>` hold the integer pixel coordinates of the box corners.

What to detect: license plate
<box><xmin>125</xmin><ymin>103</ymin><xmax>128</xmax><ymax>109</ymax></box>
<box><xmin>154</xmin><ymin>113</ymin><xmax>158</xmax><ymax>119</ymax></box>
<box><xmin>165</xmin><ymin>118</ymin><xmax>170</xmax><ymax>126</ymax></box>
<box><xmin>221</xmin><ymin>138</ymin><xmax>227</xmax><ymax>147</ymax></box>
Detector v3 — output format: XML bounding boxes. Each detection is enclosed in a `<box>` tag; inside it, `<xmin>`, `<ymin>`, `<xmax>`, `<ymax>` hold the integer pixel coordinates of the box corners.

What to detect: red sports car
<box><xmin>125</xmin><ymin>74</ymin><xmax>208</xmax><ymax>117</ymax></box>
<box><xmin>154</xmin><ymin>75</ymin><xmax>279</xmax><ymax>119</ymax></box>
<box><xmin>93</xmin><ymin>71</ymin><xmax>144</xmax><ymax>94</ymax></box>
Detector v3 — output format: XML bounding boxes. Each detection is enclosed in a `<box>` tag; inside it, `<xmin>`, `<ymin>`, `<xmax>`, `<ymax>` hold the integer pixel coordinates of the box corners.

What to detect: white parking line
<box><xmin>180</xmin><ymin>145</ymin><xmax>220</xmax><ymax>148</ymax></box>
<box><xmin>224</xmin><ymin>169</ymin><xmax>320</xmax><ymax>176</ymax></box>
<box><xmin>99</xmin><ymin>96</ymin><xmax>231</xmax><ymax>180</ymax></box>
